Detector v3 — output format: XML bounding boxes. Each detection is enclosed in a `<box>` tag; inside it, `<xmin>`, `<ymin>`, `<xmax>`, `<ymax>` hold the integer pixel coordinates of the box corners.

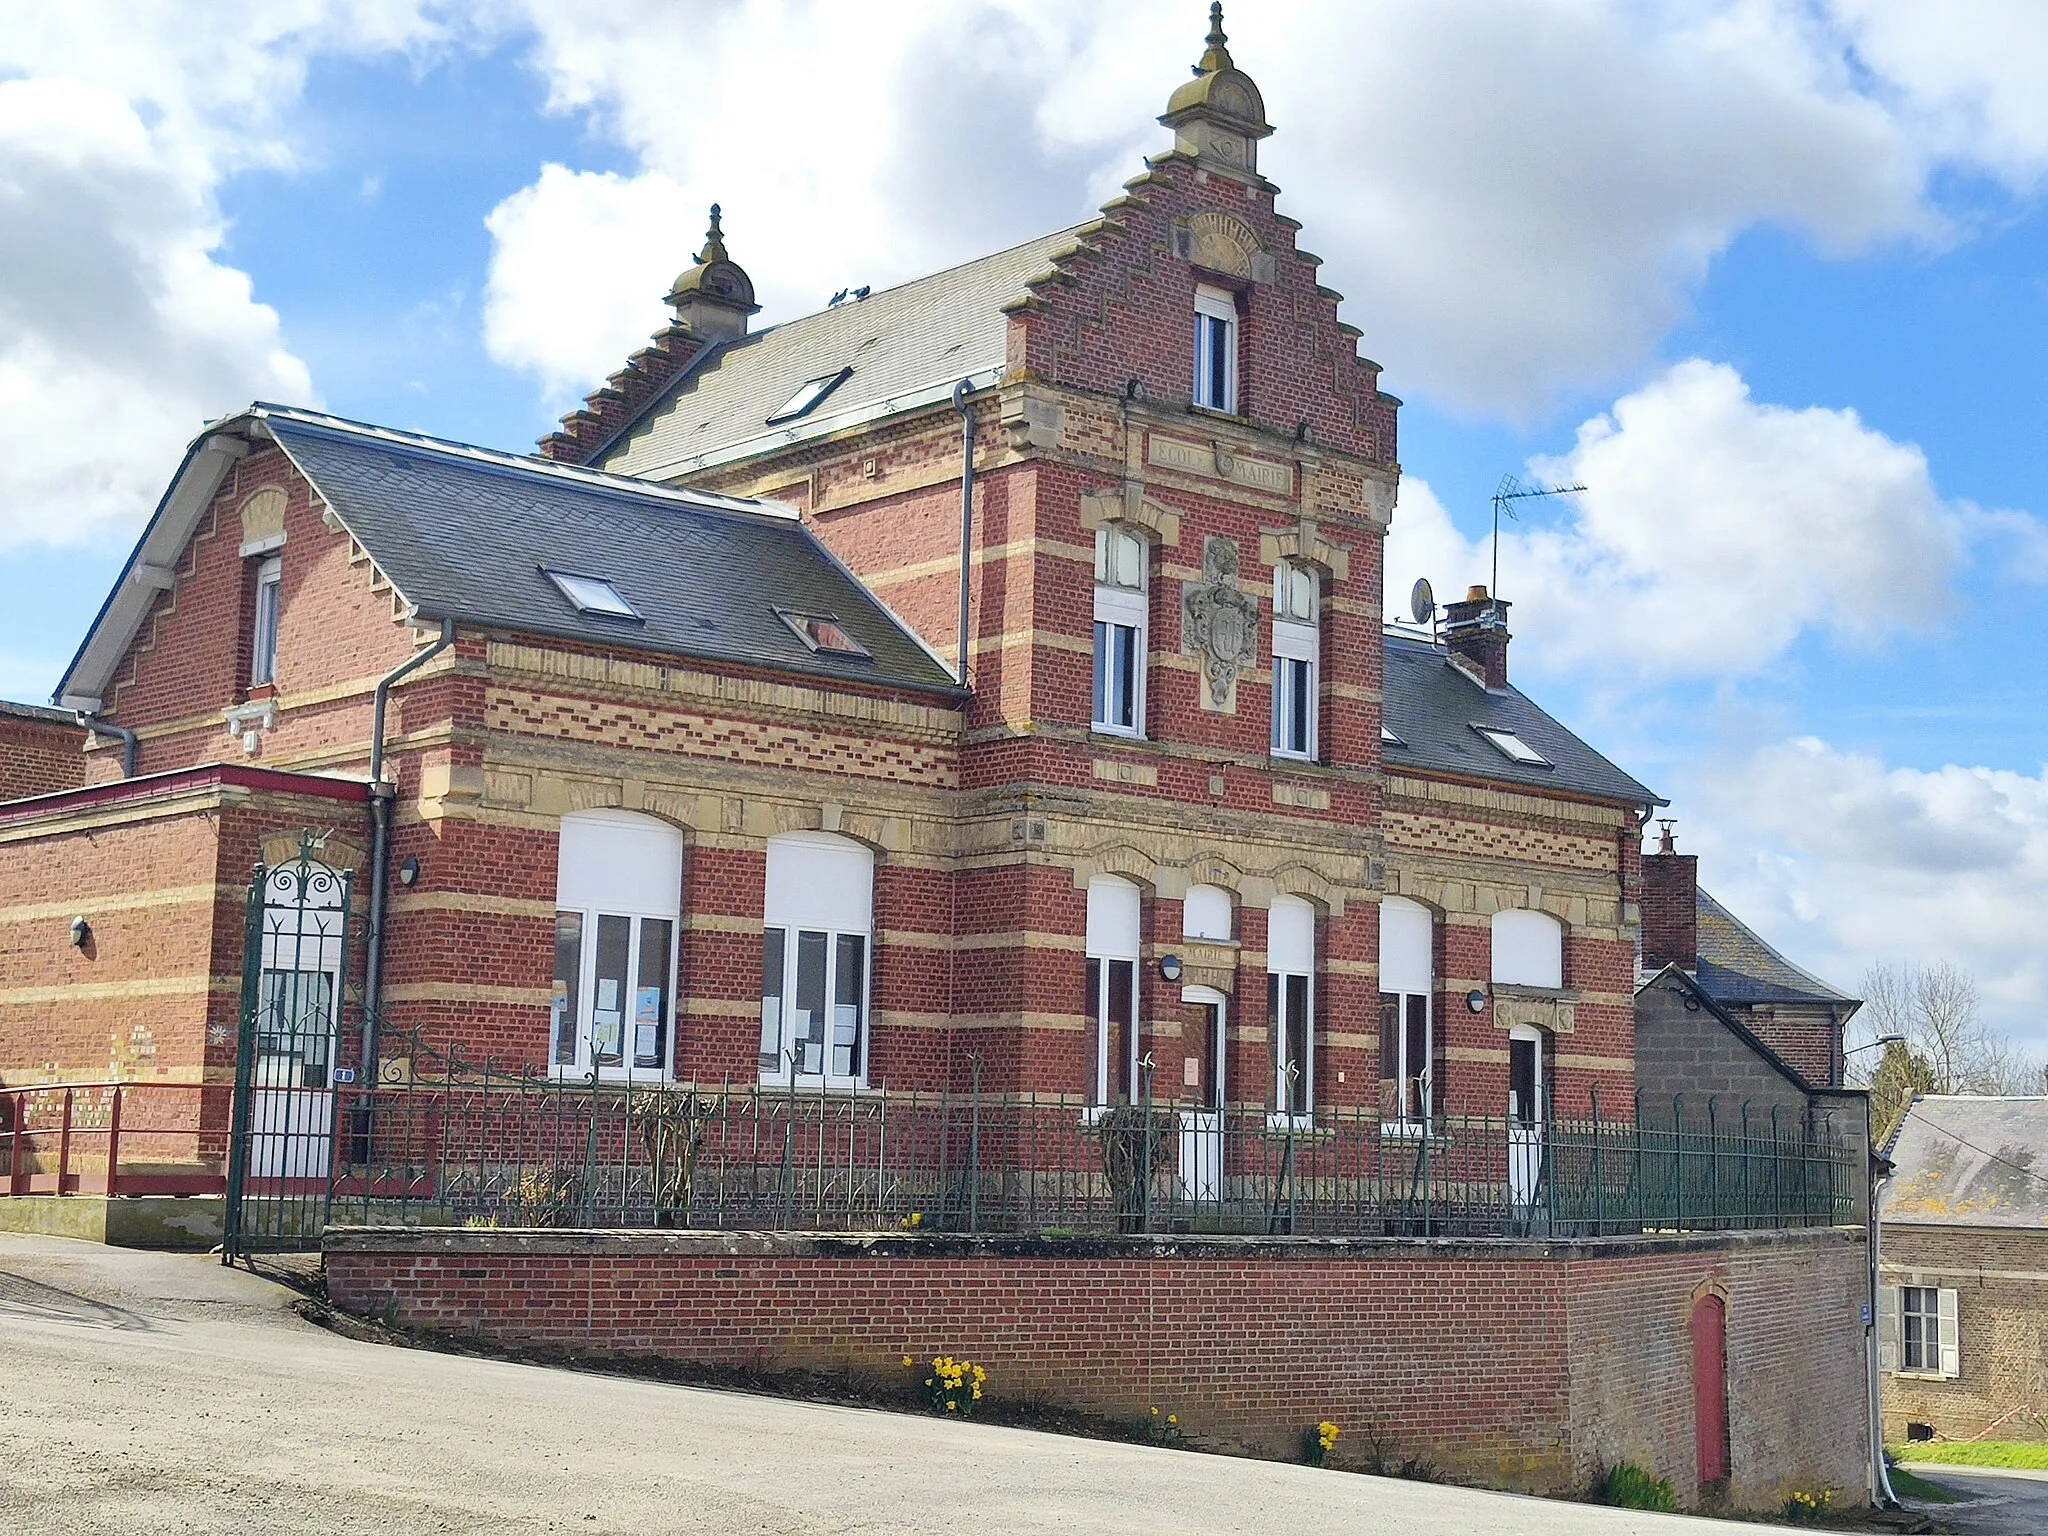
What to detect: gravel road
<box><xmin>0</xmin><ymin>1233</ymin><xmax>1802</xmax><ymax>1534</ymax></box>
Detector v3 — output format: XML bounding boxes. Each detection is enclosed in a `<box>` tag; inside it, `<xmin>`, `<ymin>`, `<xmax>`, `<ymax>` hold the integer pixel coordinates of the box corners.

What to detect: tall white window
<box><xmin>1092</xmin><ymin>525</ymin><xmax>1147</xmax><ymax>737</ymax></box>
<box><xmin>1492</xmin><ymin>909</ymin><xmax>1564</xmax><ymax>989</ymax></box>
<box><xmin>1378</xmin><ymin>896</ymin><xmax>1433</xmax><ymax>1129</ymax></box>
<box><xmin>1268</xmin><ymin>897</ymin><xmax>1315</xmax><ymax>1119</ymax></box>
<box><xmin>1886</xmin><ymin>1285</ymin><xmax>1960</xmax><ymax>1378</ymax></box>
<box><xmin>760</xmin><ymin>833</ymin><xmax>874</xmax><ymax>1086</ymax></box>
<box><xmin>251</xmin><ymin>556</ymin><xmax>282</xmax><ymax>685</ymax></box>
<box><xmin>1270</xmin><ymin>563</ymin><xmax>1318</xmax><ymax>761</ymax></box>
<box><xmin>1193</xmin><ymin>283</ymin><xmax>1238</xmax><ymax>413</ymax></box>
<box><xmin>554</xmin><ymin>811</ymin><xmax>683</xmax><ymax>1079</ymax></box>
<box><xmin>1086</xmin><ymin>877</ymin><xmax>1141</xmax><ymax>1106</ymax></box>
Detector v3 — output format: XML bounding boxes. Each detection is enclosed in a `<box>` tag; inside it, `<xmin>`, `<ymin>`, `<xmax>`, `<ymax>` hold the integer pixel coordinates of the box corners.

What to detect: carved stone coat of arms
<box><xmin>1182</xmin><ymin>536</ymin><xmax>1260</xmax><ymax>712</ymax></box>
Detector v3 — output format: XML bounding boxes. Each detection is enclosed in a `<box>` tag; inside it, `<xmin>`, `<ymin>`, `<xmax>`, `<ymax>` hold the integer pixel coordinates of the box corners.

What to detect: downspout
<box><xmin>950</xmin><ymin>378</ymin><xmax>977</xmax><ymax>685</ymax></box>
<box><xmin>74</xmin><ymin>712</ymin><xmax>138</xmax><ymax>779</ymax></box>
<box><xmin>360</xmin><ymin>618</ymin><xmax>455</xmax><ymax>1074</ymax></box>
<box><xmin>1868</xmin><ymin>1151</ymin><xmax>1900</xmax><ymax>1509</ymax></box>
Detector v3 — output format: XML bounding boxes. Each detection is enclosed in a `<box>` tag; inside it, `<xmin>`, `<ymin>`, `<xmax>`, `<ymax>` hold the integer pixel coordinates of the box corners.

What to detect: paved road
<box><xmin>1897</xmin><ymin>1464</ymin><xmax>2048</xmax><ymax>1536</ymax></box>
<box><xmin>0</xmin><ymin>1233</ymin><xmax>1800</xmax><ymax>1534</ymax></box>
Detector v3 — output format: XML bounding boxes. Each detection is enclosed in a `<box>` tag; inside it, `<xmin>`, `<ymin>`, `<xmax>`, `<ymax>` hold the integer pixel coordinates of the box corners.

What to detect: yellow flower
<box><xmin>1150</xmin><ymin>1407</ymin><xmax>1160</xmax><ymax>1417</ymax></box>
<box><xmin>1168</xmin><ymin>1415</ymin><xmax>1178</xmax><ymax>1426</ymax></box>
<box><xmin>902</xmin><ymin>1355</ymin><xmax>914</xmax><ymax>1367</ymax></box>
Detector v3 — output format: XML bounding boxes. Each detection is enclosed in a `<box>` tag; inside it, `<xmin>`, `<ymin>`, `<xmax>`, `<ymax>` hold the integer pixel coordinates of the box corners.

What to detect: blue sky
<box><xmin>3</xmin><ymin>1</ymin><xmax>2045</xmax><ymax>1061</ymax></box>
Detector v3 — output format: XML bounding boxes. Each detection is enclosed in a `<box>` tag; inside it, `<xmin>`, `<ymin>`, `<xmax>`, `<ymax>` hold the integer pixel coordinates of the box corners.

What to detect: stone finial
<box><xmin>1161</xmin><ymin>1</ymin><xmax>1272</xmax><ymax>178</ymax></box>
<box><xmin>666</xmin><ymin>201</ymin><xmax>759</xmax><ymax>342</ymax></box>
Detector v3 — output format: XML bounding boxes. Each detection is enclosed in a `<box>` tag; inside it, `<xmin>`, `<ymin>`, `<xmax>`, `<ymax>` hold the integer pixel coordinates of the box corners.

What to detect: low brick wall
<box><xmin>325</xmin><ymin>1225</ymin><xmax>1869</xmax><ymax>1510</ymax></box>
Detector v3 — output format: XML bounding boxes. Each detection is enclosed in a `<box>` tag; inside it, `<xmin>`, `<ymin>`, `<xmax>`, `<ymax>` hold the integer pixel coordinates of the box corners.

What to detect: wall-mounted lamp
<box><xmin>398</xmin><ymin>855</ymin><xmax>421</xmax><ymax>888</ymax></box>
<box><xmin>70</xmin><ymin>916</ymin><xmax>92</xmax><ymax>949</ymax></box>
<box><xmin>1159</xmin><ymin>954</ymin><xmax>1183</xmax><ymax>983</ymax></box>
<box><xmin>1465</xmin><ymin>988</ymin><xmax>1487</xmax><ymax>1014</ymax></box>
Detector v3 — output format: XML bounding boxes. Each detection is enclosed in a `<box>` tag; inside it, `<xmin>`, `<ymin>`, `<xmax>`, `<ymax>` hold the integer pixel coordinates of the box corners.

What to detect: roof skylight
<box><xmin>778</xmin><ymin>610</ymin><xmax>870</xmax><ymax>658</ymax></box>
<box><xmin>544</xmin><ymin>569</ymin><xmax>639</xmax><ymax>619</ymax></box>
<box><xmin>1381</xmin><ymin>724</ymin><xmax>1405</xmax><ymax>746</ymax></box>
<box><xmin>1474</xmin><ymin>726</ymin><xmax>1549</xmax><ymax>766</ymax></box>
<box><xmin>768</xmin><ymin>367</ymin><xmax>852</xmax><ymax>424</ymax></box>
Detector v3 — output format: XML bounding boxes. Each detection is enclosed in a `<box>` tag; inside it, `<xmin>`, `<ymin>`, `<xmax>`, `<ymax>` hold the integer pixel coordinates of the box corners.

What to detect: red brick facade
<box><xmin>326</xmin><ymin>1224</ymin><xmax>1871</xmax><ymax>1510</ymax></box>
<box><xmin>0</xmin><ymin>704</ymin><xmax>87</xmax><ymax>801</ymax></box>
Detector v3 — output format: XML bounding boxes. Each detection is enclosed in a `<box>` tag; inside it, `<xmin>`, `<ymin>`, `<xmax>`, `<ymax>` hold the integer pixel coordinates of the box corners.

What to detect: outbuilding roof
<box><xmin>1380</xmin><ymin>633</ymin><xmax>1662</xmax><ymax>809</ymax></box>
<box><xmin>1695</xmin><ymin>887</ymin><xmax>1857</xmax><ymax>1009</ymax></box>
<box><xmin>56</xmin><ymin>406</ymin><xmax>964</xmax><ymax>709</ymax></box>
<box><xmin>1882</xmin><ymin>1096</ymin><xmax>2048</xmax><ymax>1228</ymax></box>
<box><xmin>593</xmin><ymin>227</ymin><xmax>1085</xmax><ymax>479</ymax></box>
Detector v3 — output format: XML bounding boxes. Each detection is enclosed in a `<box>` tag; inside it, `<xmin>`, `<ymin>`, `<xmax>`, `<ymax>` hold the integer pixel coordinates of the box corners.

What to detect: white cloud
<box><xmin>0</xmin><ymin>1</ymin><xmax>450</xmax><ymax>552</ymax></box>
<box><xmin>1686</xmin><ymin>736</ymin><xmax>2048</xmax><ymax>1051</ymax></box>
<box><xmin>479</xmin><ymin>0</ymin><xmax>2048</xmax><ymax>416</ymax></box>
<box><xmin>1383</xmin><ymin>360</ymin><xmax>2039</xmax><ymax>683</ymax></box>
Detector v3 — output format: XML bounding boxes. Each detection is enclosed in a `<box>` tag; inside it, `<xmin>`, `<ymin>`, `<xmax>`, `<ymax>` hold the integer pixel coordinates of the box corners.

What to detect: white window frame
<box><xmin>759</xmin><ymin>833</ymin><xmax>875</xmax><ymax>1089</ymax></box>
<box><xmin>251</xmin><ymin>555</ymin><xmax>283</xmax><ymax>685</ymax></box>
<box><xmin>552</xmin><ymin>811</ymin><xmax>683</xmax><ymax>1083</ymax></box>
<box><xmin>1193</xmin><ymin>283</ymin><xmax>1239</xmax><ymax>413</ymax></box>
<box><xmin>1268</xmin><ymin>897</ymin><xmax>1316</xmax><ymax>1125</ymax></box>
<box><xmin>1378</xmin><ymin>896</ymin><xmax>1433</xmax><ymax>1133</ymax></box>
<box><xmin>1086</xmin><ymin>877</ymin><xmax>1142</xmax><ymax>1110</ymax></box>
<box><xmin>1092</xmin><ymin>526</ymin><xmax>1148</xmax><ymax>738</ymax></box>
<box><xmin>1492</xmin><ymin>908</ymin><xmax>1564</xmax><ymax>990</ymax></box>
<box><xmin>1270</xmin><ymin>564</ymin><xmax>1319</xmax><ymax>762</ymax></box>
<box><xmin>1895</xmin><ymin>1284</ymin><xmax>1961</xmax><ymax>1379</ymax></box>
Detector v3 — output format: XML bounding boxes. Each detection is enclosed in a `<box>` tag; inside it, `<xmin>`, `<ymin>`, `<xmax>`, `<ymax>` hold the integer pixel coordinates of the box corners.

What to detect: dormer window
<box><xmin>1193</xmin><ymin>284</ymin><xmax>1238</xmax><ymax>413</ymax></box>
<box><xmin>1092</xmin><ymin>525</ymin><xmax>1147</xmax><ymax>737</ymax></box>
<box><xmin>1270</xmin><ymin>562</ymin><xmax>1317</xmax><ymax>761</ymax></box>
<box><xmin>250</xmin><ymin>556</ymin><xmax>282</xmax><ymax>685</ymax></box>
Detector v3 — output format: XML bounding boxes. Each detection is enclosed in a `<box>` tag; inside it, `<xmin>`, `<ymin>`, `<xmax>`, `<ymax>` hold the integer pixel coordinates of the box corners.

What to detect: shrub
<box><xmin>1596</xmin><ymin>1463</ymin><xmax>1678</xmax><ymax>1512</ymax></box>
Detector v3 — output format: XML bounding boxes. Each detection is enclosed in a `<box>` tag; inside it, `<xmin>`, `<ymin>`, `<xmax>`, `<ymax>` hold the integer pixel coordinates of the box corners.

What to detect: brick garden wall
<box><xmin>1882</xmin><ymin>1225</ymin><xmax>2048</xmax><ymax>1443</ymax></box>
<box><xmin>325</xmin><ymin>1224</ymin><xmax>1870</xmax><ymax>1511</ymax></box>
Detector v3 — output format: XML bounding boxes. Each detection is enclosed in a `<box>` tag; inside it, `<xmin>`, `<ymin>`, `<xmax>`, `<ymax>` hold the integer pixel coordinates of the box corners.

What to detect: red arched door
<box><xmin>1692</xmin><ymin>1294</ymin><xmax>1730</xmax><ymax>1492</ymax></box>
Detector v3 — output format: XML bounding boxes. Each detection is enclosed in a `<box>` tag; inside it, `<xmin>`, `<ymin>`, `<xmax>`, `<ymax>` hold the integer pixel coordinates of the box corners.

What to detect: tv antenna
<box><xmin>1489</xmin><ymin>474</ymin><xmax>1586</xmax><ymax>598</ymax></box>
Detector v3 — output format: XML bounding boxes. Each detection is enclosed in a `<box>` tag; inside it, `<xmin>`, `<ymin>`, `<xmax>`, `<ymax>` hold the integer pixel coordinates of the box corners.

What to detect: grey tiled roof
<box><xmin>1380</xmin><ymin>634</ymin><xmax>1662</xmax><ymax>807</ymax></box>
<box><xmin>595</xmin><ymin>227</ymin><xmax>1086</xmax><ymax>478</ymax></box>
<box><xmin>1882</xmin><ymin>1096</ymin><xmax>2048</xmax><ymax>1227</ymax></box>
<box><xmin>264</xmin><ymin>411</ymin><xmax>962</xmax><ymax>697</ymax></box>
<box><xmin>1694</xmin><ymin>888</ymin><xmax>1856</xmax><ymax>1007</ymax></box>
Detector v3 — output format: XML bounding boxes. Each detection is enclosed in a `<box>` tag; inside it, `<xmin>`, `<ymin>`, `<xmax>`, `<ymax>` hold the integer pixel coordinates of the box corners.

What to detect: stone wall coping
<box><xmin>325</xmin><ymin>1223</ymin><xmax>1864</xmax><ymax>1264</ymax></box>
<box><xmin>0</xmin><ymin>760</ymin><xmax>368</xmax><ymax>826</ymax></box>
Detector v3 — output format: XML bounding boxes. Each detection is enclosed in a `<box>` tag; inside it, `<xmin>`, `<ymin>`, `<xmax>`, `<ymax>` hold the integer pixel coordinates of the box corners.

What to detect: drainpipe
<box><xmin>74</xmin><ymin>712</ymin><xmax>139</xmax><ymax>779</ymax></box>
<box><xmin>360</xmin><ymin>618</ymin><xmax>455</xmax><ymax>1074</ymax></box>
<box><xmin>950</xmin><ymin>377</ymin><xmax>977</xmax><ymax>685</ymax></box>
<box><xmin>1868</xmin><ymin>1151</ymin><xmax>1901</xmax><ymax>1509</ymax></box>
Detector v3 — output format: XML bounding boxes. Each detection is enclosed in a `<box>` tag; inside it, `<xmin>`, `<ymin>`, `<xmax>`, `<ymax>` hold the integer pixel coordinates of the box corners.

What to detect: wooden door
<box><xmin>1692</xmin><ymin>1294</ymin><xmax>1730</xmax><ymax>1492</ymax></box>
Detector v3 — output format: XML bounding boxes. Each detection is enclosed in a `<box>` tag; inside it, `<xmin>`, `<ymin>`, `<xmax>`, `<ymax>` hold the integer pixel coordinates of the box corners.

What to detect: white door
<box><xmin>1179</xmin><ymin>987</ymin><xmax>1227</xmax><ymax>1203</ymax></box>
<box><xmin>251</xmin><ymin>864</ymin><xmax>345</xmax><ymax>1182</ymax></box>
<box><xmin>1507</xmin><ymin>1025</ymin><xmax>1546</xmax><ymax>1215</ymax></box>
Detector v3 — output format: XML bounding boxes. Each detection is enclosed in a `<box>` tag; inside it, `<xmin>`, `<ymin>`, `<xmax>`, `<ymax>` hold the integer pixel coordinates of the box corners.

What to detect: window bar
<box><xmin>967</xmin><ymin>1052</ymin><xmax>982</xmax><ymax>1235</ymax></box>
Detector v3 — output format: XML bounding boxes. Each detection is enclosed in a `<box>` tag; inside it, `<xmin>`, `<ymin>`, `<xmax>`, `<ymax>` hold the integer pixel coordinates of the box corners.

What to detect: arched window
<box><xmin>554</xmin><ymin>811</ymin><xmax>684</xmax><ymax>1078</ymax></box>
<box><xmin>1270</xmin><ymin>563</ymin><xmax>1318</xmax><ymax>761</ymax></box>
<box><xmin>1268</xmin><ymin>897</ymin><xmax>1315</xmax><ymax>1119</ymax></box>
<box><xmin>760</xmin><ymin>833</ymin><xmax>874</xmax><ymax>1085</ymax></box>
<box><xmin>1086</xmin><ymin>877</ymin><xmax>1141</xmax><ymax>1105</ymax></box>
<box><xmin>1492</xmin><ymin>908</ymin><xmax>1564</xmax><ymax>989</ymax></box>
<box><xmin>1378</xmin><ymin>896</ymin><xmax>1433</xmax><ymax>1128</ymax></box>
<box><xmin>1092</xmin><ymin>525</ymin><xmax>1147</xmax><ymax>737</ymax></box>
<box><xmin>1182</xmin><ymin>883</ymin><xmax>1233</xmax><ymax>942</ymax></box>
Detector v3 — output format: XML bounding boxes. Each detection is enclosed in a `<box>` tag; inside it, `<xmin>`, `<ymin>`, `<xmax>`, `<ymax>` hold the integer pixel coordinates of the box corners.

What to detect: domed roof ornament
<box><xmin>665</xmin><ymin>201</ymin><xmax>760</xmax><ymax>341</ymax></box>
<box><xmin>1160</xmin><ymin>3</ymin><xmax>1272</xmax><ymax>179</ymax></box>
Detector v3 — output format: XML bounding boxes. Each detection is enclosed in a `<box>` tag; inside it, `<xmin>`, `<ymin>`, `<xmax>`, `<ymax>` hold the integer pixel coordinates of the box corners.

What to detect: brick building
<box><xmin>1879</xmin><ymin>1096</ymin><xmax>2048</xmax><ymax>1445</ymax></box>
<box><xmin>0</xmin><ymin>10</ymin><xmax>1875</xmax><ymax>1509</ymax></box>
<box><xmin>0</xmin><ymin>700</ymin><xmax>88</xmax><ymax>801</ymax></box>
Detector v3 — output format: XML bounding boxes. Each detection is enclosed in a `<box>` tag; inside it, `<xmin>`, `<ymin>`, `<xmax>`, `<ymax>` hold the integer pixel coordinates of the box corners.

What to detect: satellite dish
<box><xmin>1409</xmin><ymin>577</ymin><xmax>1435</xmax><ymax>625</ymax></box>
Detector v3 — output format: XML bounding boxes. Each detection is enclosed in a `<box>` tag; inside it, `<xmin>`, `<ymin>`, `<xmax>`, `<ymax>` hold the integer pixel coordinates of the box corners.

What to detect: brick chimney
<box><xmin>1640</xmin><ymin>819</ymin><xmax>1698</xmax><ymax>971</ymax></box>
<box><xmin>1442</xmin><ymin>584</ymin><xmax>1511</xmax><ymax>690</ymax></box>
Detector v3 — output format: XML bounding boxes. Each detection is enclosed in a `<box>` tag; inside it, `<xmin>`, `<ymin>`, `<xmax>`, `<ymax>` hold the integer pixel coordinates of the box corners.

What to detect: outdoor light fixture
<box><xmin>69</xmin><ymin>916</ymin><xmax>91</xmax><ymax>949</ymax></box>
<box><xmin>398</xmin><ymin>856</ymin><xmax>421</xmax><ymax>887</ymax></box>
<box><xmin>1159</xmin><ymin>954</ymin><xmax>1183</xmax><ymax>982</ymax></box>
<box><xmin>1465</xmin><ymin>988</ymin><xmax>1487</xmax><ymax>1013</ymax></box>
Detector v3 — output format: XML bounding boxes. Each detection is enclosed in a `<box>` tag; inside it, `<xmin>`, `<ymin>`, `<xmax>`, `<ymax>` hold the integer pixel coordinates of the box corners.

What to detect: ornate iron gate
<box><xmin>224</xmin><ymin>835</ymin><xmax>354</xmax><ymax>1261</ymax></box>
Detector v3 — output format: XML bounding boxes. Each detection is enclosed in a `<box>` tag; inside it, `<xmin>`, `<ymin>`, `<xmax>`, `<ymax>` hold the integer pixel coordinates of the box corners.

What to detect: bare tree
<box><xmin>1856</xmin><ymin>961</ymin><xmax>2046</xmax><ymax>1142</ymax></box>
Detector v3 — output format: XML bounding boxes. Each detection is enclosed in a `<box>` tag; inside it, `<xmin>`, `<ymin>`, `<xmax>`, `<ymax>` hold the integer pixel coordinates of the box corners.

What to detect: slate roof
<box><xmin>1380</xmin><ymin>633</ymin><xmax>1662</xmax><ymax>808</ymax></box>
<box><xmin>57</xmin><ymin>406</ymin><xmax>964</xmax><ymax>706</ymax></box>
<box><xmin>1694</xmin><ymin>887</ymin><xmax>1857</xmax><ymax>1008</ymax></box>
<box><xmin>1882</xmin><ymin>1097</ymin><xmax>2048</xmax><ymax>1228</ymax></box>
<box><xmin>595</xmin><ymin>227</ymin><xmax>1086</xmax><ymax>479</ymax></box>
